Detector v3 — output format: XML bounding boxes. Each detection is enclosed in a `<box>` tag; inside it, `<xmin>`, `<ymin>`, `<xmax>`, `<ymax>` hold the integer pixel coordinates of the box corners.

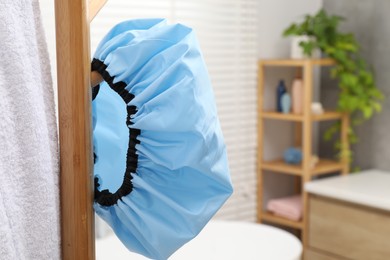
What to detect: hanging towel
<box><xmin>0</xmin><ymin>1</ymin><xmax>60</xmax><ymax>259</ymax></box>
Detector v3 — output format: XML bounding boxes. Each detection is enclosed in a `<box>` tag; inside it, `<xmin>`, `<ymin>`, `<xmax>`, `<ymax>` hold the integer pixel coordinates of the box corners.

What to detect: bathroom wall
<box><xmin>257</xmin><ymin>0</ymin><xmax>323</xmax><ymax>205</ymax></box>
<box><xmin>320</xmin><ymin>0</ymin><xmax>390</xmax><ymax>171</ymax></box>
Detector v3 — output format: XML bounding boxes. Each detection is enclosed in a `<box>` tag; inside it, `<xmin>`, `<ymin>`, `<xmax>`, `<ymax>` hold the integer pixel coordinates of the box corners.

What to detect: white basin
<box><xmin>96</xmin><ymin>220</ymin><xmax>302</xmax><ymax>260</ymax></box>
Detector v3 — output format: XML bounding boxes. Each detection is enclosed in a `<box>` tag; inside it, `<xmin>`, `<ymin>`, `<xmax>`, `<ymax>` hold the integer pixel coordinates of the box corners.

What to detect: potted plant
<box><xmin>283</xmin><ymin>9</ymin><xmax>384</xmax><ymax>166</ymax></box>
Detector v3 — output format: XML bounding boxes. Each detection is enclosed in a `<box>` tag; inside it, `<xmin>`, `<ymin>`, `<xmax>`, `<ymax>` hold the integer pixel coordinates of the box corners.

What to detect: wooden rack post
<box><xmin>55</xmin><ymin>0</ymin><xmax>107</xmax><ymax>259</ymax></box>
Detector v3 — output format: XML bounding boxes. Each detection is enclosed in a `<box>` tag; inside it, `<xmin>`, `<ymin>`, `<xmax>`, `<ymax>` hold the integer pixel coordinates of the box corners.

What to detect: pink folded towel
<box><xmin>266</xmin><ymin>195</ymin><xmax>302</xmax><ymax>221</ymax></box>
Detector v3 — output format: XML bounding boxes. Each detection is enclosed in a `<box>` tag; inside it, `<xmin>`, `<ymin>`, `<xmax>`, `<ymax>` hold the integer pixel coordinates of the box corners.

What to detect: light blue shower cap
<box><xmin>92</xmin><ymin>19</ymin><xmax>233</xmax><ymax>259</ymax></box>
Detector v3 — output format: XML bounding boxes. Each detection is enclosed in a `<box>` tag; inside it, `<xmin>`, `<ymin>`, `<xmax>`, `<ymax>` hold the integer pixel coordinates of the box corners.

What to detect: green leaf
<box><xmin>324</xmin><ymin>123</ymin><xmax>340</xmax><ymax>141</ymax></box>
<box><xmin>340</xmin><ymin>73</ymin><xmax>358</xmax><ymax>87</ymax></box>
<box><xmin>361</xmin><ymin>106</ymin><xmax>373</xmax><ymax>119</ymax></box>
<box><xmin>283</xmin><ymin>24</ymin><xmax>298</xmax><ymax>36</ymax></box>
<box><xmin>336</xmin><ymin>41</ymin><xmax>358</xmax><ymax>52</ymax></box>
<box><xmin>349</xmin><ymin>131</ymin><xmax>358</xmax><ymax>144</ymax></box>
<box><xmin>300</xmin><ymin>41</ymin><xmax>316</xmax><ymax>56</ymax></box>
<box><xmin>372</xmin><ymin>102</ymin><xmax>382</xmax><ymax>113</ymax></box>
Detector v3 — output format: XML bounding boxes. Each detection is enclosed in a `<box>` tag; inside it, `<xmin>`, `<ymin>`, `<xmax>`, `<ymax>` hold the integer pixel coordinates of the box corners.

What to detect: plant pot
<box><xmin>290</xmin><ymin>36</ymin><xmax>320</xmax><ymax>59</ymax></box>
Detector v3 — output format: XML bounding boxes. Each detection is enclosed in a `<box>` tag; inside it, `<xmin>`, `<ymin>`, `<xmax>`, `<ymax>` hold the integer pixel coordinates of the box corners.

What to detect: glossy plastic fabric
<box><xmin>92</xmin><ymin>19</ymin><xmax>233</xmax><ymax>260</ymax></box>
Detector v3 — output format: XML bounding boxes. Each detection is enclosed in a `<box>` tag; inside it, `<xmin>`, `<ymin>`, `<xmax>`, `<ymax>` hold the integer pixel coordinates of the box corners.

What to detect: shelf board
<box><xmin>261</xmin><ymin>159</ymin><xmax>344</xmax><ymax>176</ymax></box>
<box><xmin>261</xmin><ymin>211</ymin><xmax>303</xmax><ymax>229</ymax></box>
<box><xmin>261</xmin><ymin>111</ymin><xmax>343</xmax><ymax>122</ymax></box>
<box><xmin>262</xmin><ymin>112</ymin><xmax>302</xmax><ymax>121</ymax></box>
<box><xmin>259</xmin><ymin>58</ymin><xmax>335</xmax><ymax>67</ymax></box>
<box><xmin>312</xmin><ymin>111</ymin><xmax>343</xmax><ymax>121</ymax></box>
<box><xmin>262</xmin><ymin>159</ymin><xmax>302</xmax><ymax>176</ymax></box>
<box><xmin>312</xmin><ymin>159</ymin><xmax>345</xmax><ymax>176</ymax></box>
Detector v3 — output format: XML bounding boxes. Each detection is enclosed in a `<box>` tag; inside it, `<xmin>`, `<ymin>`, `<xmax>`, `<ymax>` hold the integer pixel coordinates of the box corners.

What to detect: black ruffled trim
<box><xmin>92</xmin><ymin>58</ymin><xmax>140</xmax><ymax>206</ymax></box>
<box><xmin>92</xmin><ymin>84</ymin><xmax>100</xmax><ymax>100</ymax></box>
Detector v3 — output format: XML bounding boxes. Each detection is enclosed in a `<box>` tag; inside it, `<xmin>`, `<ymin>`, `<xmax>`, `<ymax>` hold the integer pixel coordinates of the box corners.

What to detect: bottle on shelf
<box><xmin>276</xmin><ymin>80</ymin><xmax>287</xmax><ymax>112</ymax></box>
<box><xmin>291</xmin><ymin>76</ymin><xmax>303</xmax><ymax>114</ymax></box>
<box><xmin>281</xmin><ymin>92</ymin><xmax>291</xmax><ymax>113</ymax></box>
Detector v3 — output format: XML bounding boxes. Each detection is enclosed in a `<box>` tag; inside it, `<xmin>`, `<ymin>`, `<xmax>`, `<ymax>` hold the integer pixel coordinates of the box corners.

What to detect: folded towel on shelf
<box><xmin>267</xmin><ymin>195</ymin><xmax>302</xmax><ymax>221</ymax></box>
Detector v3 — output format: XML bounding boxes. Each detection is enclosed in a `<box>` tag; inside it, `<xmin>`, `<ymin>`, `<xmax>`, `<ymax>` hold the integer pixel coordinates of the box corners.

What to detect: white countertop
<box><xmin>305</xmin><ymin>169</ymin><xmax>390</xmax><ymax>212</ymax></box>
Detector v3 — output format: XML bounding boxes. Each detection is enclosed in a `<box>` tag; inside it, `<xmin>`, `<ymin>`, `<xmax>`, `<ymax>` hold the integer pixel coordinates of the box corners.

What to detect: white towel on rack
<box><xmin>0</xmin><ymin>1</ymin><xmax>60</xmax><ymax>259</ymax></box>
